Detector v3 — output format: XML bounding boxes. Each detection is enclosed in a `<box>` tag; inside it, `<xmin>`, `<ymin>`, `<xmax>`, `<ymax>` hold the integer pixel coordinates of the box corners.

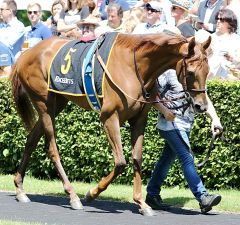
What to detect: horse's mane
<box><xmin>116</xmin><ymin>32</ymin><xmax>187</xmax><ymax>53</ymax></box>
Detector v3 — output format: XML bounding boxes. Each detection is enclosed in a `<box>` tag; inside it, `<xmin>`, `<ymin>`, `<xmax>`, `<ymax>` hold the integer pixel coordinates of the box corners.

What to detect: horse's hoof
<box><xmin>139</xmin><ymin>207</ymin><xmax>156</xmax><ymax>216</ymax></box>
<box><xmin>16</xmin><ymin>193</ymin><xmax>31</xmax><ymax>203</ymax></box>
<box><xmin>70</xmin><ymin>199</ymin><xmax>84</xmax><ymax>210</ymax></box>
<box><xmin>84</xmin><ymin>190</ymin><xmax>94</xmax><ymax>203</ymax></box>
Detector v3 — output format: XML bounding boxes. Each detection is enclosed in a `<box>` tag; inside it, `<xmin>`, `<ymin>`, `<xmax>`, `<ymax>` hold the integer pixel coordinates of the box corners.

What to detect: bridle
<box><xmin>177</xmin><ymin>57</ymin><xmax>207</xmax><ymax>94</ymax></box>
<box><xmin>133</xmin><ymin>49</ymin><xmax>206</xmax><ymax>105</ymax></box>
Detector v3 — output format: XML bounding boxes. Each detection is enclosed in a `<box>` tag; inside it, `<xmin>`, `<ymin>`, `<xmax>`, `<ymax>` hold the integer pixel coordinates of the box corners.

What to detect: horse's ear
<box><xmin>179</xmin><ymin>37</ymin><xmax>196</xmax><ymax>57</ymax></box>
<box><xmin>201</xmin><ymin>36</ymin><xmax>211</xmax><ymax>50</ymax></box>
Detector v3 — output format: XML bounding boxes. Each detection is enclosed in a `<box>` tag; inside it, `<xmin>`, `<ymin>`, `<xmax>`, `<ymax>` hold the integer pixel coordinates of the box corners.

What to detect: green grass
<box><xmin>0</xmin><ymin>220</ymin><xmax>45</xmax><ymax>225</ymax></box>
<box><xmin>1</xmin><ymin>174</ymin><xmax>240</xmax><ymax>214</ymax></box>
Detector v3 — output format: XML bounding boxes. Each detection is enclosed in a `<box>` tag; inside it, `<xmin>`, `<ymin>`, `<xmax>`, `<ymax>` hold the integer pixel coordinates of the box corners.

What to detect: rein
<box><xmin>197</xmin><ymin>128</ymin><xmax>227</xmax><ymax>168</ymax></box>
<box><xmin>97</xmin><ymin>49</ymin><xmax>158</xmax><ymax>104</ymax></box>
<box><xmin>96</xmin><ymin>48</ymin><xmax>204</xmax><ymax>105</ymax></box>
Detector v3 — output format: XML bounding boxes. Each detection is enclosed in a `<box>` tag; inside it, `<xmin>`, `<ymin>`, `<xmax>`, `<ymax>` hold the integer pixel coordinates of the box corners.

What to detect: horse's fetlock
<box><xmin>132</xmin><ymin>158</ymin><xmax>142</xmax><ymax>171</ymax></box>
<box><xmin>64</xmin><ymin>185</ymin><xmax>74</xmax><ymax>195</ymax></box>
<box><xmin>115</xmin><ymin>161</ymin><xmax>126</xmax><ymax>174</ymax></box>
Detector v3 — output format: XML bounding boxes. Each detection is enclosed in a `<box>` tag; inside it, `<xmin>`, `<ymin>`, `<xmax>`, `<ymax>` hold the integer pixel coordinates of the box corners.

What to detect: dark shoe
<box><xmin>199</xmin><ymin>194</ymin><xmax>222</xmax><ymax>214</ymax></box>
<box><xmin>145</xmin><ymin>194</ymin><xmax>170</xmax><ymax>210</ymax></box>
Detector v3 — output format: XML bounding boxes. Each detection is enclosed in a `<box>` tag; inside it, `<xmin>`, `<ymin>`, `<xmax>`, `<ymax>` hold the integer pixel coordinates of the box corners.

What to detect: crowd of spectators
<box><xmin>0</xmin><ymin>0</ymin><xmax>240</xmax><ymax>80</ymax></box>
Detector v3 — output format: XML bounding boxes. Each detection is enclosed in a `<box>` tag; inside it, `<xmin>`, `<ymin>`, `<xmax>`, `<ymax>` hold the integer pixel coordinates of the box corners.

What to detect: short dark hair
<box><xmin>215</xmin><ymin>9</ymin><xmax>238</xmax><ymax>33</ymax></box>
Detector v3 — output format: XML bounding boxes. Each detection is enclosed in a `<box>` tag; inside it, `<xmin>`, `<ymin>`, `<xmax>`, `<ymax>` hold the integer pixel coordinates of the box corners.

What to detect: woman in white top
<box><xmin>57</xmin><ymin>0</ymin><xmax>90</xmax><ymax>37</ymax></box>
<box><xmin>208</xmin><ymin>8</ymin><xmax>240</xmax><ymax>80</ymax></box>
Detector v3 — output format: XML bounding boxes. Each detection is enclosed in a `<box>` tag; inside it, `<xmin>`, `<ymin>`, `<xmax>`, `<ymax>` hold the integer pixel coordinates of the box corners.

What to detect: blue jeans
<box><xmin>147</xmin><ymin>129</ymin><xmax>207</xmax><ymax>202</ymax></box>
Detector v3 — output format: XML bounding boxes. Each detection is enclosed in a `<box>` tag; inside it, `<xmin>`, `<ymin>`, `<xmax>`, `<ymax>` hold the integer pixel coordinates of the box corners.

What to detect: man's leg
<box><xmin>146</xmin><ymin>131</ymin><xmax>176</xmax><ymax>210</ymax></box>
<box><xmin>160</xmin><ymin>129</ymin><xmax>221</xmax><ymax>213</ymax></box>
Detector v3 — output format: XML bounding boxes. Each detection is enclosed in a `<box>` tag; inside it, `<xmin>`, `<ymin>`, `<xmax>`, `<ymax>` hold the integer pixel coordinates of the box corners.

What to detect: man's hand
<box><xmin>211</xmin><ymin>121</ymin><xmax>223</xmax><ymax>135</ymax></box>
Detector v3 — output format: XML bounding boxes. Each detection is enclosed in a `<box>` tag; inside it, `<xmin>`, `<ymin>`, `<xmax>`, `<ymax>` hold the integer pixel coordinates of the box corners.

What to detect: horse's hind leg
<box><xmin>85</xmin><ymin>113</ymin><xmax>126</xmax><ymax>201</ymax></box>
<box><xmin>14</xmin><ymin>120</ymin><xmax>44</xmax><ymax>203</ymax></box>
<box><xmin>41</xmin><ymin>94</ymin><xmax>83</xmax><ymax>210</ymax></box>
<box><xmin>14</xmin><ymin>95</ymin><xmax>66</xmax><ymax>202</ymax></box>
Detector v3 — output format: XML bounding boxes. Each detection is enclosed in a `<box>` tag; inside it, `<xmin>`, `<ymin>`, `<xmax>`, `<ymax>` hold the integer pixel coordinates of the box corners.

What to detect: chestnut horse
<box><xmin>11</xmin><ymin>33</ymin><xmax>211</xmax><ymax>216</ymax></box>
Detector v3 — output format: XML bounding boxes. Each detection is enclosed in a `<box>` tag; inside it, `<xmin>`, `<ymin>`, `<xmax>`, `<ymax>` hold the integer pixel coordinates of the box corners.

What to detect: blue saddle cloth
<box><xmin>48</xmin><ymin>32</ymin><xmax>119</xmax><ymax>96</ymax></box>
<box><xmin>0</xmin><ymin>42</ymin><xmax>14</xmax><ymax>66</ymax></box>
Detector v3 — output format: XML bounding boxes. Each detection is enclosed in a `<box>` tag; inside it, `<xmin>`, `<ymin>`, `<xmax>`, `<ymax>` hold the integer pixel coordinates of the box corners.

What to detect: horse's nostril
<box><xmin>195</xmin><ymin>103</ymin><xmax>207</xmax><ymax>112</ymax></box>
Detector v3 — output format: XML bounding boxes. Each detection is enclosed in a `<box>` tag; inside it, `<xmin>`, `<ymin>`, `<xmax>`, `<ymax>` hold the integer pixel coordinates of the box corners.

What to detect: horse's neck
<box><xmin>140</xmin><ymin>49</ymin><xmax>180</xmax><ymax>86</ymax></box>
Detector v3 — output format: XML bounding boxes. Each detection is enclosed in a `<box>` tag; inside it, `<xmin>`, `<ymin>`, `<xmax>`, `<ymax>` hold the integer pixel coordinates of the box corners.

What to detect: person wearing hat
<box><xmin>132</xmin><ymin>1</ymin><xmax>180</xmax><ymax>34</ymax></box>
<box><xmin>171</xmin><ymin>0</ymin><xmax>195</xmax><ymax>37</ymax></box>
<box><xmin>78</xmin><ymin>17</ymin><xmax>100</xmax><ymax>41</ymax></box>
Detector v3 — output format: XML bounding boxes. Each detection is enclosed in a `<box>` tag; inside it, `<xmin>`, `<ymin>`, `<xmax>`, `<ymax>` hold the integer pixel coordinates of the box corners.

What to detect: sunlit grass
<box><xmin>0</xmin><ymin>220</ymin><xmax>45</xmax><ymax>225</ymax></box>
<box><xmin>1</xmin><ymin>174</ymin><xmax>239</xmax><ymax>213</ymax></box>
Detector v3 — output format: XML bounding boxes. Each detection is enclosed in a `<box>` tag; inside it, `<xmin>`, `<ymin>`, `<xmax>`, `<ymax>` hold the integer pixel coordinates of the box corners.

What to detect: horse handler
<box><xmin>146</xmin><ymin>69</ymin><xmax>223</xmax><ymax>214</ymax></box>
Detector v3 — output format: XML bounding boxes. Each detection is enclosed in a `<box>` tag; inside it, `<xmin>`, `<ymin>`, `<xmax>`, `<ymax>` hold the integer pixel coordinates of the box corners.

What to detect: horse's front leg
<box><xmin>130</xmin><ymin>109</ymin><xmax>155</xmax><ymax>216</ymax></box>
<box><xmin>85</xmin><ymin>112</ymin><xmax>126</xmax><ymax>201</ymax></box>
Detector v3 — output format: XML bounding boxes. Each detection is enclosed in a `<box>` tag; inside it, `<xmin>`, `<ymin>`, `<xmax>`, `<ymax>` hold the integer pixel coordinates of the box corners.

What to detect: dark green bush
<box><xmin>0</xmin><ymin>79</ymin><xmax>239</xmax><ymax>189</ymax></box>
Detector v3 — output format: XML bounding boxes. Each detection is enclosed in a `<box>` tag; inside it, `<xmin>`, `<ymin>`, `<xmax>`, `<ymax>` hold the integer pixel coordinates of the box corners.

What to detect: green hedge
<box><xmin>0</xmin><ymin>79</ymin><xmax>239</xmax><ymax>189</ymax></box>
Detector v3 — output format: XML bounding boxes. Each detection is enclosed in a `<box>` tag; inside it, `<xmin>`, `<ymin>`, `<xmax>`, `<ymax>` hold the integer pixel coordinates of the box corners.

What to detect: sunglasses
<box><xmin>145</xmin><ymin>7</ymin><xmax>159</xmax><ymax>13</ymax></box>
<box><xmin>27</xmin><ymin>11</ymin><xmax>39</xmax><ymax>15</ymax></box>
<box><xmin>216</xmin><ymin>17</ymin><xmax>230</xmax><ymax>23</ymax></box>
<box><xmin>171</xmin><ymin>6</ymin><xmax>177</xmax><ymax>11</ymax></box>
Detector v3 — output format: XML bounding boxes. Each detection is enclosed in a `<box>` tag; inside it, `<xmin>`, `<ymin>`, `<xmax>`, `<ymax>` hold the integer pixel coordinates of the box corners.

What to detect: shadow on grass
<box><xmin>8</xmin><ymin>192</ymin><xmax>202</xmax><ymax>215</ymax></box>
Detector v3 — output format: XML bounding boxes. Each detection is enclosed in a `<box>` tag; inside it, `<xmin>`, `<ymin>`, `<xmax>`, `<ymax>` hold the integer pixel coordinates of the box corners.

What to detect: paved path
<box><xmin>0</xmin><ymin>191</ymin><xmax>239</xmax><ymax>225</ymax></box>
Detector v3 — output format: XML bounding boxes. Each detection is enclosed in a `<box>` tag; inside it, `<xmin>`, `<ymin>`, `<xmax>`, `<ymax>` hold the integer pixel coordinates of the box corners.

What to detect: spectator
<box><xmin>226</xmin><ymin>0</ymin><xmax>240</xmax><ymax>35</ymax></box>
<box><xmin>45</xmin><ymin>0</ymin><xmax>65</xmax><ymax>36</ymax></box>
<box><xmin>132</xmin><ymin>1</ymin><xmax>180</xmax><ymax>34</ymax></box>
<box><xmin>122</xmin><ymin>6</ymin><xmax>146</xmax><ymax>33</ymax></box>
<box><xmin>208</xmin><ymin>8</ymin><xmax>240</xmax><ymax>80</ymax></box>
<box><xmin>196</xmin><ymin>0</ymin><xmax>224</xmax><ymax>33</ymax></box>
<box><xmin>57</xmin><ymin>0</ymin><xmax>90</xmax><ymax>38</ymax></box>
<box><xmin>189</xmin><ymin>0</ymin><xmax>200</xmax><ymax>15</ymax></box>
<box><xmin>134</xmin><ymin>0</ymin><xmax>175</xmax><ymax>25</ymax></box>
<box><xmin>0</xmin><ymin>0</ymin><xmax>24</xmax><ymax>58</ymax></box>
<box><xmin>171</xmin><ymin>0</ymin><xmax>195</xmax><ymax>37</ymax></box>
<box><xmin>0</xmin><ymin>42</ymin><xmax>14</xmax><ymax>77</ymax></box>
<box><xmin>86</xmin><ymin>0</ymin><xmax>102</xmax><ymax>19</ymax></box>
<box><xmin>25</xmin><ymin>2</ymin><xmax>53</xmax><ymax>48</ymax></box>
<box><xmin>78</xmin><ymin>17</ymin><xmax>100</xmax><ymax>41</ymax></box>
<box><xmin>95</xmin><ymin>3</ymin><xmax>125</xmax><ymax>36</ymax></box>
<box><xmin>0</xmin><ymin>0</ymin><xmax>24</xmax><ymax>77</ymax></box>
<box><xmin>99</xmin><ymin>0</ymin><xmax>130</xmax><ymax>20</ymax></box>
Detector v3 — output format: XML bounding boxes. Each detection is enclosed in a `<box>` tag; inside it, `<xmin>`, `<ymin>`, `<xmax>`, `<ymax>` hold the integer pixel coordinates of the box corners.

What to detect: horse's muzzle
<box><xmin>194</xmin><ymin>103</ymin><xmax>208</xmax><ymax>113</ymax></box>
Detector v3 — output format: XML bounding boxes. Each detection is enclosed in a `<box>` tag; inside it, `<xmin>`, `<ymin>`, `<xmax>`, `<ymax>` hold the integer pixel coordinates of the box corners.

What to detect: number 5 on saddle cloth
<box><xmin>48</xmin><ymin>32</ymin><xmax>119</xmax><ymax>112</ymax></box>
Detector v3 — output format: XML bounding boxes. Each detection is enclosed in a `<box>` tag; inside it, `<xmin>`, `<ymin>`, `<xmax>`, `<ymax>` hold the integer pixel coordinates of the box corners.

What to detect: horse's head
<box><xmin>176</xmin><ymin>36</ymin><xmax>211</xmax><ymax>113</ymax></box>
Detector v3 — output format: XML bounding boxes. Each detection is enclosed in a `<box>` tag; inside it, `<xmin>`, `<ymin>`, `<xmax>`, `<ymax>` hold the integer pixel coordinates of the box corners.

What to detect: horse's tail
<box><xmin>10</xmin><ymin>64</ymin><xmax>36</xmax><ymax>132</ymax></box>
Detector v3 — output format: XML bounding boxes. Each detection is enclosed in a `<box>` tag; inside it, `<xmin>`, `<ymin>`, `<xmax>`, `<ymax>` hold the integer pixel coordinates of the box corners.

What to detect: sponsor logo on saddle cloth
<box><xmin>48</xmin><ymin>32</ymin><xmax>119</xmax><ymax>110</ymax></box>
